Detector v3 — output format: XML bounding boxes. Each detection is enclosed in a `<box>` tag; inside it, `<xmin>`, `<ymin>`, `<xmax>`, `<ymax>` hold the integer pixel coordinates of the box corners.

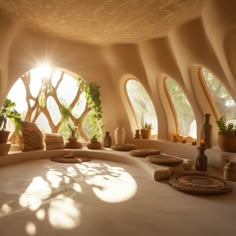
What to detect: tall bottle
<box><xmin>103</xmin><ymin>131</ymin><xmax>112</xmax><ymax>148</ymax></box>
<box><xmin>200</xmin><ymin>113</ymin><xmax>212</xmax><ymax>148</ymax></box>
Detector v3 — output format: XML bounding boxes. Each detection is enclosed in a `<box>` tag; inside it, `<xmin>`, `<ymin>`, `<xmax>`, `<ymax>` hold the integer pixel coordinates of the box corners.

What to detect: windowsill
<box><xmin>2</xmin><ymin>139</ymin><xmax>236</xmax><ymax>171</ymax></box>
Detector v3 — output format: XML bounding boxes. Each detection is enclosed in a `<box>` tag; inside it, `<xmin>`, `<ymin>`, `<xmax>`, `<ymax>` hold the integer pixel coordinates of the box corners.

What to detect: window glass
<box><xmin>126</xmin><ymin>79</ymin><xmax>157</xmax><ymax>134</ymax></box>
<box><xmin>165</xmin><ymin>78</ymin><xmax>196</xmax><ymax>138</ymax></box>
<box><xmin>202</xmin><ymin>68</ymin><xmax>236</xmax><ymax>125</ymax></box>
<box><xmin>7</xmin><ymin>67</ymin><xmax>102</xmax><ymax>141</ymax></box>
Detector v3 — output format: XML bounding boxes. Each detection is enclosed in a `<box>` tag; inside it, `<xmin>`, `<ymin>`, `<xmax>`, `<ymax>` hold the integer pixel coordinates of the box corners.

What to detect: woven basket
<box><xmin>169</xmin><ymin>171</ymin><xmax>232</xmax><ymax>195</ymax></box>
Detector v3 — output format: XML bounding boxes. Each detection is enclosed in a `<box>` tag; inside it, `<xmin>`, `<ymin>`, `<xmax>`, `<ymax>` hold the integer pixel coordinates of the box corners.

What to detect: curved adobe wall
<box><xmin>0</xmin><ymin>0</ymin><xmax>236</xmax><ymax>145</ymax></box>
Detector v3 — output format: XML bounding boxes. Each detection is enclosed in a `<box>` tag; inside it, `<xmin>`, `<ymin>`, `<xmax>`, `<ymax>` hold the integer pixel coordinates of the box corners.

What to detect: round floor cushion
<box><xmin>111</xmin><ymin>144</ymin><xmax>137</xmax><ymax>151</ymax></box>
<box><xmin>146</xmin><ymin>154</ymin><xmax>183</xmax><ymax>166</ymax></box>
<box><xmin>129</xmin><ymin>149</ymin><xmax>160</xmax><ymax>157</ymax></box>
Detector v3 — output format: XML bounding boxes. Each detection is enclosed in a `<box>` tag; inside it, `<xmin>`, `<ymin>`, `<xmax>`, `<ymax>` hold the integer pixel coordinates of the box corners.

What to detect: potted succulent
<box><xmin>216</xmin><ymin>117</ymin><xmax>236</xmax><ymax>153</ymax></box>
<box><xmin>141</xmin><ymin>122</ymin><xmax>152</xmax><ymax>139</ymax></box>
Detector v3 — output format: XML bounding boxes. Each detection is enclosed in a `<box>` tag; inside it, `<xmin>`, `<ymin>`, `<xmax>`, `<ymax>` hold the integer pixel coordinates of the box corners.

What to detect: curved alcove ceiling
<box><xmin>0</xmin><ymin>0</ymin><xmax>204</xmax><ymax>45</ymax></box>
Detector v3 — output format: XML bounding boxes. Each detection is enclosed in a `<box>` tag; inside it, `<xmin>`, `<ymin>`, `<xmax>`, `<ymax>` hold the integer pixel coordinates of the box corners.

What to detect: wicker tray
<box><xmin>169</xmin><ymin>171</ymin><xmax>232</xmax><ymax>195</ymax></box>
<box><xmin>50</xmin><ymin>153</ymin><xmax>92</xmax><ymax>163</ymax></box>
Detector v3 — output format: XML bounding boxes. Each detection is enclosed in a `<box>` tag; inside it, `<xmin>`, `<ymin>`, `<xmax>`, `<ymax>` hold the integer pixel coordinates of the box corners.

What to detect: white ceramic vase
<box><xmin>114</xmin><ymin>127</ymin><xmax>125</xmax><ymax>145</ymax></box>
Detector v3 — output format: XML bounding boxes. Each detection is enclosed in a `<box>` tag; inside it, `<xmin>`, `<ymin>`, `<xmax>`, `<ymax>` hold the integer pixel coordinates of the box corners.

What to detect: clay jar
<box><xmin>114</xmin><ymin>127</ymin><xmax>125</xmax><ymax>145</ymax></box>
<box><xmin>217</xmin><ymin>134</ymin><xmax>236</xmax><ymax>153</ymax></box>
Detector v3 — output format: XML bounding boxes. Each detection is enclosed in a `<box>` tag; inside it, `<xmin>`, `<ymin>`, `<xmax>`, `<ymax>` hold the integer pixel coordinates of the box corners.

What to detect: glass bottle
<box><xmin>134</xmin><ymin>129</ymin><xmax>141</xmax><ymax>139</ymax></box>
<box><xmin>103</xmin><ymin>131</ymin><xmax>112</xmax><ymax>148</ymax></box>
<box><xmin>195</xmin><ymin>147</ymin><xmax>207</xmax><ymax>171</ymax></box>
<box><xmin>200</xmin><ymin>113</ymin><xmax>212</xmax><ymax>148</ymax></box>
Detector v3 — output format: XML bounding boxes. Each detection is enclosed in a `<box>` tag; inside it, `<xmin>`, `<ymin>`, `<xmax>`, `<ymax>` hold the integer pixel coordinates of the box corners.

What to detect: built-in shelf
<box><xmin>132</xmin><ymin>139</ymin><xmax>236</xmax><ymax>170</ymax></box>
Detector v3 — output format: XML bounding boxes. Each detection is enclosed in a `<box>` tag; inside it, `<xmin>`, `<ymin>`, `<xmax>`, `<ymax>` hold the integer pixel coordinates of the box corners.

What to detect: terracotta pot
<box><xmin>0</xmin><ymin>142</ymin><xmax>11</xmax><ymax>156</ymax></box>
<box><xmin>217</xmin><ymin>134</ymin><xmax>236</xmax><ymax>153</ymax></box>
<box><xmin>87</xmin><ymin>141</ymin><xmax>102</xmax><ymax>149</ymax></box>
<box><xmin>91</xmin><ymin>138</ymin><xmax>98</xmax><ymax>143</ymax></box>
<box><xmin>141</xmin><ymin>129</ymin><xmax>151</xmax><ymax>139</ymax></box>
<box><xmin>0</xmin><ymin>130</ymin><xmax>10</xmax><ymax>143</ymax></box>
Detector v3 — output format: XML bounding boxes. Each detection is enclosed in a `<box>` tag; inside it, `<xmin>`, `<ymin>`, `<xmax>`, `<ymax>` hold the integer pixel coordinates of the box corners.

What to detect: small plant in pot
<box><xmin>216</xmin><ymin>117</ymin><xmax>236</xmax><ymax>153</ymax></box>
<box><xmin>0</xmin><ymin>99</ymin><xmax>21</xmax><ymax>143</ymax></box>
<box><xmin>87</xmin><ymin>134</ymin><xmax>102</xmax><ymax>149</ymax></box>
<box><xmin>141</xmin><ymin>122</ymin><xmax>152</xmax><ymax>139</ymax></box>
<box><xmin>0</xmin><ymin>99</ymin><xmax>21</xmax><ymax>155</ymax></box>
<box><xmin>90</xmin><ymin>134</ymin><xmax>98</xmax><ymax>143</ymax></box>
<box><xmin>64</xmin><ymin>124</ymin><xmax>82</xmax><ymax>149</ymax></box>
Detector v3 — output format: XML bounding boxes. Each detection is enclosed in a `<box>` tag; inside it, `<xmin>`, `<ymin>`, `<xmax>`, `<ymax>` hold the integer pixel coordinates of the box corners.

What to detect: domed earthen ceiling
<box><xmin>0</xmin><ymin>0</ymin><xmax>204</xmax><ymax>45</ymax></box>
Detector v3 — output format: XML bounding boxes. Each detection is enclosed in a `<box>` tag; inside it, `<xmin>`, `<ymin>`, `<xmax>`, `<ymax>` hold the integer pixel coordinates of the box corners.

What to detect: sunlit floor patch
<box><xmin>76</xmin><ymin>162</ymin><xmax>137</xmax><ymax>203</ymax></box>
<box><xmin>48</xmin><ymin>194</ymin><xmax>81</xmax><ymax>229</ymax></box>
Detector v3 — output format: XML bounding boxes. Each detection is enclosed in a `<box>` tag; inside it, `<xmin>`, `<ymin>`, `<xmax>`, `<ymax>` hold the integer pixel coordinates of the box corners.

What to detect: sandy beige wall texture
<box><xmin>0</xmin><ymin>0</ymin><xmax>236</xmax><ymax>144</ymax></box>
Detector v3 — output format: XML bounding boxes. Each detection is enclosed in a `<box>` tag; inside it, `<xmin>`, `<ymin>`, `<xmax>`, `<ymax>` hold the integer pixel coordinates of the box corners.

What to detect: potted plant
<box><xmin>0</xmin><ymin>99</ymin><xmax>21</xmax><ymax>143</ymax></box>
<box><xmin>0</xmin><ymin>99</ymin><xmax>21</xmax><ymax>155</ymax></box>
<box><xmin>216</xmin><ymin>117</ymin><xmax>236</xmax><ymax>153</ymax></box>
<box><xmin>141</xmin><ymin>122</ymin><xmax>152</xmax><ymax>139</ymax></box>
<box><xmin>64</xmin><ymin>124</ymin><xmax>82</xmax><ymax>149</ymax></box>
<box><xmin>87</xmin><ymin>134</ymin><xmax>102</xmax><ymax>149</ymax></box>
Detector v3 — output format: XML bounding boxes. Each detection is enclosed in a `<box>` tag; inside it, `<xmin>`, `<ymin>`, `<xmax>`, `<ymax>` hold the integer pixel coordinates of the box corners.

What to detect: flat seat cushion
<box><xmin>146</xmin><ymin>154</ymin><xmax>183</xmax><ymax>166</ymax></box>
<box><xmin>111</xmin><ymin>144</ymin><xmax>137</xmax><ymax>151</ymax></box>
<box><xmin>129</xmin><ymin>149</ymin><xmax>160</xmax><ymax>157</ymax></box>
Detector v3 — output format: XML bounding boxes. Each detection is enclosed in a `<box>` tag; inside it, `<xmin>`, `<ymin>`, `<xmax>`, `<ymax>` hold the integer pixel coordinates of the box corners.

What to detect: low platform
<box><xmin>0</xmin><ymin>148</ymin><xmax>235</xmax><ymax>236</ymax></box>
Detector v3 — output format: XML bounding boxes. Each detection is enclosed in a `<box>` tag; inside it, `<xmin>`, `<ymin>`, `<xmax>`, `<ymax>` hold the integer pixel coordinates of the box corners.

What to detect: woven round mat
<box><xmin>146</xmin><ymin>154</ymin><xmax>183</xmax><ymax>166</ymax></box>
<box><xmin>111</xmin><ymin>144</ymin><xmax>137</xmax><ymax>151</ymax></box>
<box><xmin>129</xmin><ymin>149</ymin><xmax>160</xmax><ymax>157</ymax></box>
<box><xmin>50</xmin><ymin>154</ymin><xmax>92</xmax><ymax>163</ymax></box>
<box><xmin>169</xmin><ymin>171</ymin><xmax>232</xmax><ymax>195</ymax></box>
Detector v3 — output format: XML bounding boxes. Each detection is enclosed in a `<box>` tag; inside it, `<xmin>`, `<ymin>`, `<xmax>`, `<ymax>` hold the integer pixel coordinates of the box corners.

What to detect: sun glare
<box><xmin>37</xmin><ymin>63</ymin><xmax>52</xmax><ymax>79</ymax></box>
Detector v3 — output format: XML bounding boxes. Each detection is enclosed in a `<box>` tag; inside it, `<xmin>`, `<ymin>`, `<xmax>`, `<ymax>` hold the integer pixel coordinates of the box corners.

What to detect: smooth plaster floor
<box><xmin>0</xmin><ymin>152</ymin><xmax>236</xmax><ymax>236</ymax></box>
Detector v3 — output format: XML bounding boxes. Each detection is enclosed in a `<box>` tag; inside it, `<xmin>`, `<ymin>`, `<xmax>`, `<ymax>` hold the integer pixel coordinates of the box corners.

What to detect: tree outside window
<box><xmin>7</xmin><ymin>67</ymin><xmax>102</xmax><ymax>142</ymax></box>
<box><xmin>165</xmin><ymin>78</ymin><xmax>196</xmax><ymax>138</ymax></box>
<box><xmin>202</xmin><ymin>68</ymin><xmax>236</xmax><ymax>125</ymax></box>
<box><xmin>126</xmin><ymin>79</ymin><xmax>157</xmax><ymax>135</ymax></box>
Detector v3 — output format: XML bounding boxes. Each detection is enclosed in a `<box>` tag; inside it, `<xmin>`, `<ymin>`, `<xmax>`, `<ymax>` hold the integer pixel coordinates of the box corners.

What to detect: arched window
<box><xmin>125</xmin><ymin>79</ymin><xmax>157</xmax><ymax>135</ymax></box>
<box><xmin>164</xmin><ymin>77</ymin><xmax>196</xmax><ymax>138</ymax></box>
<box><xmin>7</xmin><ymin>65</ymin><xmax>102</xmax><ymax>141</ymax></box>
<box><xmin>200</xmin><ymin>67</ymin><xmax>236</xmax><ymax>124</ymax></box>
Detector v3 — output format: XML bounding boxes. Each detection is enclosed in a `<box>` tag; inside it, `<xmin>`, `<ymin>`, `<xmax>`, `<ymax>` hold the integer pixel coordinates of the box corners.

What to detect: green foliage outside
<box><xmin>166</xmin><ymin>78</ymin><xmax>195</xmax><ymax>136</ymax></box>
<box><xmin>202</xmin><ymin>68</ymin><xmax>236</xmax><ymax>122</ymax></box>
<box><xmin>126</xmin><ymin>80</ymin><xmax>157</xmax><ymax>133</ymax></box>
<box><xmin>38</xmin><ymin>78</ymin><xmax>53</xmax><ymax>108</ymax></box>
<box><xmin>83</xmin><ymin>81</ymin><xmax>103</xmax><ymax>139</ymax></box>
